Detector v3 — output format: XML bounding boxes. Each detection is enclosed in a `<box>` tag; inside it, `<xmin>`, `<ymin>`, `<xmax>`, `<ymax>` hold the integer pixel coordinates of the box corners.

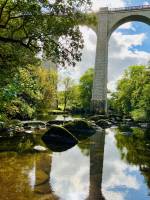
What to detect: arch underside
<box><xmin>109</xmin><ymin>14</ymin><xmax>150</xmax><ymax>38</ymax></box>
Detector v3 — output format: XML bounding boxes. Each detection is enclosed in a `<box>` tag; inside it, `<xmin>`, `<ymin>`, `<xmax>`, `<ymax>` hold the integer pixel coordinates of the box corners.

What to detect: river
<box><xmin>0</xmin><ymin>121</ymin><xmax>150</xmax><ymax>200</ymax></box>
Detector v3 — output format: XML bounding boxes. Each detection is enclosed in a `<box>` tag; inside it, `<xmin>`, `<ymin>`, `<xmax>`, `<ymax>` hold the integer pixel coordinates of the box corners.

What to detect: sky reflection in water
<box><xmin>102</xmin><ymin>128</ymin><xmax>150</xmax><ymax>200</ymax></box>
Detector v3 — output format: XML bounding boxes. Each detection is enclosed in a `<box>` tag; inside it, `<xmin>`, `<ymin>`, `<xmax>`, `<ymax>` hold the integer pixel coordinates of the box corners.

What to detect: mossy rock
<box><xmin>96</xmin><ymin>119</ymin><xmax>111</xmax><ymax>129</ymax></box>
<box><xmin>89</xmin><ymin>115</ymin><xmax>108</xmax><ymax>122</ymax></box>
<box><xmin>42</xmin><ymin>125</ymin><xmax>78</xmax><ymax>152</ymax></box>
<box><xmin>63</xmin><ymin>120</ymin><xmax>95</xmax><ymax>140</ymax></box>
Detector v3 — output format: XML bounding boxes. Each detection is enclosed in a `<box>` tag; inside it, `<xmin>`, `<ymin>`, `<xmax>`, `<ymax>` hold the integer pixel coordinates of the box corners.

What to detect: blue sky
<box><xmin>124</xmin><ymin>0</ymin><xmax>150</xmax><ymax>6</ymax></box>
<box><xmin>59</xmin><ymin>0</ymin><xmax>150</xmax><ymax>91</ymax></box>
<box><xmin>119</xmin><ymin>22</ymin><xmax>150</xmax><ymax>52</ymax></box>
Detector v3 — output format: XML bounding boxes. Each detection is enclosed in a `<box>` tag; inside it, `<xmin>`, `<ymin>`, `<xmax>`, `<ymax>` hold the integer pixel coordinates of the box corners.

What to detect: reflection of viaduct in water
<box><xmin>91</xmin><ymin>5</ymin><xmax>150</xmax><ymax>113</ymax></box>
<box><xmin>88</xmin><ymin>130</ymin><xmax>105</xmax><ymax>200</ymax></box>
<box><xmin>34</xmin><ymin>154</ymin><xmax>58</xmax><ymax>200</ymax></box>
<box><xmin>33</xmin><ymin>132</ymin><xmax>106</xmax><ymax>200</ymax></box>
<box><xmin>33</xmin><ymin>131</ymin><xmax>106</xmax><ymax>200</ymax></box>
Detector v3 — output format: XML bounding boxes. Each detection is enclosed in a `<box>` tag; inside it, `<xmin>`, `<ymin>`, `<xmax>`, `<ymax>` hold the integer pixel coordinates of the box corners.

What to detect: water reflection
<box><xmin>0</xmin><ymin>153</ymin><xmax>60</xmax><ymax>200</ymax></box>
<box><xmin>116</xmin><ymin>128</ymin><xmax>150</xmax><ymax>190</ymax></box>
<box><xmin>0</xmin><ymin>127</ymin><xmax>150</xmax><ymax>200</ymax></box>
<box><xmin>102</xmin><ymin>128</ymin><xmax>150</xmax><ymax>200</ymax></box>
<box><xmin>88</xmin><ymin>130</ymin><xmax>105</xmax><ymax>200</ymax></box>
<box><xmin>50</xmin><ymin>145</ymin><xmax>90</xmax><ymax>199</ymax></box>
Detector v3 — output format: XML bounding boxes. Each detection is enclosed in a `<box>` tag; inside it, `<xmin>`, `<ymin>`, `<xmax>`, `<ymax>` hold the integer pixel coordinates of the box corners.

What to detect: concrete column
<box><xmin>91</xmin><ymin>8</ymin><xmax>108</xmax><ymax>114</ymax></box>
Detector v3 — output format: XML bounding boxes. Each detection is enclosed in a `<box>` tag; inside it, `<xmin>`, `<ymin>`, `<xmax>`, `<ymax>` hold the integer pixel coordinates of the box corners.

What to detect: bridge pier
<box><xmin>91</xmin><ymin>5</ymin><xmax>150</xmax><ymax>114</ymax></box>
<box><xmin>91</xmin><ymin>8</ymin><xmax>108</xmax><ymax>114</ymax></box>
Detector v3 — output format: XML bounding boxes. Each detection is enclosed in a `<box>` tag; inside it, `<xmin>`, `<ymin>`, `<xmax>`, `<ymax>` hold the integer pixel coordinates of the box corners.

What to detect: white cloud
<box><xmin>108</xmin><ymin>31</ymin><xmax>150</xmax><ymax>90</ymax></box>
<box><xmin>111</xmin><ymin>32</ymin><xmax>146</xmax><ymax>51</ymax></box>
<box><xmin>118</xmin><ymin>22</ymin><xmax>135</xmax><ymax>31</ymax></box>
<box><xmin>143</xmin><ymin>1</ymin><xmax>150</xmax><ymax>5</ymax></box>
<box><xmin>102</xmin><ymin>129</ymin><xmax>140</xmax><ymax>200</ymax></box>
<box><xmin>80</xmin><ymin>26</ymin><xmax>97</xmax><ymax>52</ymax></box>
<box><xmin>51</xmin><ymin>146</ymin><xmax>90</xmax><ymax>200</ymax></box>
<box><xmin>59</xmin><ymin>19</ymin><xmax>150</xmax><ymax>92</ymax></box>
<box><xmin>58</xmin><ymin>26</ymin><xmax>96</xmax><ymax>86</ymax></box>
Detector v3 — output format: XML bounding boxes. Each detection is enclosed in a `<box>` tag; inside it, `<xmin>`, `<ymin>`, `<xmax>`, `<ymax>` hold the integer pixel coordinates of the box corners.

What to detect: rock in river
<box><xmin>63</xmin><ymin>120</ymin><xmax>96</xmax><ymax>140</ymax></box>
<box><xmin>33</xmin><ymin>145</ymin><xmax>47</xmax><ymax>152</ymax></box>
<box><xmin>42</xmin><ymin>125</ymin><xmax>78</xmax><ymax>152</ymax></box>
<box><xmin>96</xmin><ymin>119</ymin><xmax>112</xmax><ymax>129</ymax></box>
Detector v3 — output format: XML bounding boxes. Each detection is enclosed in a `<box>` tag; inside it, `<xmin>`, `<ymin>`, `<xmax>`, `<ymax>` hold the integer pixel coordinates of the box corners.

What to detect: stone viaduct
<box><xmin>91</xmin><ymin>5</ymin><xmax>150</xmax><ymax>113</ymax></box>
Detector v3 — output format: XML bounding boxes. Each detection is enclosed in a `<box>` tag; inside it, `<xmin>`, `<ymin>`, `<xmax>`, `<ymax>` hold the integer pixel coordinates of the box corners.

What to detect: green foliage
<box><xmin>58</xmin><ymin>68</ymin><xmax>94</xmax><ymax>112</ymax></box>
<box><xmin>77</xmin><ymin>12</ymin><xmax>98</xmax><ymax>28</ymax></box>
<box><xmin>64</xmin><ymin>119</ymin><xmax>95</xmax><ymax>140</ymax></box>
<box><xmin>64</xmin><ymin>119</ymin><xmax>93</xmax><ymax>130</ymax></box>
<box><xmin>0</xmin><ymin>42</ymin><xmax>40</xmax><ymax>85</ymax></box>
<box><xmin>0</xmin><ymin>65</ymin><xmax>57</xmax><ymax>120</ymax></box>
<box><xmin>58</xmin><ymin>76</ymin><xmax>76</xmax><ymax>111</ymax></box>
<box><xmin>111</xmin><ymin>65</ymin><xmax>150</xmax><ymax>121</ymax></box>
<box><xmin>70</xmin><ymin>85</ymin><xmax>81</xmax><ymax>108</ymax></box>
<box><xmin>0</xmin><ymin>0</ymin><xmax>91</xmax><ymax>67</ymax></box>
<box><xmin>79</xmin><ymin>68</ymin><xmax>94</xmax><ymax>111</ymax></box>
<box><xmin>35</xmin><ymin>66</ymin><xmax>58</xmax><ymax>112</ymax></box>
<box><xmin>0</xmin><ymin>65</ymin><xmax>40</xmax><ymax>119</ymax></box>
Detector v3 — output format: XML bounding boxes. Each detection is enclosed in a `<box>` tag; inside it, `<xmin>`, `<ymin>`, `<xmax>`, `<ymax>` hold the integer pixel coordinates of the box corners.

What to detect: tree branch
<box><xmin>0</xmin><ymin>0</ymin><xmax>8</xmax><ymax>20</ymax></box>
<box><xmin>0</xmin><ymin>36</ymin><xmax>32</xmax><ymax>49</ymax></box>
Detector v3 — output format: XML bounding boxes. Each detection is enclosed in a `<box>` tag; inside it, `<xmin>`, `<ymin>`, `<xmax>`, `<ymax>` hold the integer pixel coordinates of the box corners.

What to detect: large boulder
<box><xmin>63</xmin><ymin>120</ymin><xmax>95</xmax><ymax>140</ymax></box>
<box><xmin>96</xmin><ymin>119</ymin><xmax>111</xmax><ymax>129</ymax></box>
<box><xmin>42</xmin><ymin>125</ymin><xmax>78</xmax><ymax>152</ymax></box>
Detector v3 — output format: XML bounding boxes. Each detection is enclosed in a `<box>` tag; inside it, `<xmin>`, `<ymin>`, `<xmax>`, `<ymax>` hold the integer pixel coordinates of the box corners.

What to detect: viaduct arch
<box><xmin>91</xmin><ymin>5</ymin><xmax>150</xmax><ymax>113</ymax></box>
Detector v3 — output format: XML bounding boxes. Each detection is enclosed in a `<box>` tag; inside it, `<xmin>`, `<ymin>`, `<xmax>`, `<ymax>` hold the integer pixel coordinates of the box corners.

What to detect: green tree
<box><xmin>79</xmin><ymin>68</ymin><xmax>94</xmax><ymax>111</ymax></box>
<box><xmin>0</xmin><ymin>65</ymin><xmax>58</xmax><ymax>119</ymax></box>
<box><xmin>59</xmin><ymin>76</ymin><xmax>75</xmax><ymax>111</ymax></box>
<box><xmin>0</xmin><ymin>65</ymin><xmax>42</xmax><ymax>119</ymax></box>
<box><xmin>111</xmin><ymin>65</ymin><xmax>150</xmax><ymax>121</ymax></box>
<box><xmin>69</xmin><ymin>85</ymin><xmax>81</xmax><ymax>110</ymax></box>
<box><xmin>0</xmin><ymin>0</ymin><xmax>91</xmax><ymax>68</ymax></box>
<box><xmin>35</xmin><ymin>66</ymin><xmax>58</xmax><ymax>112</ymax></box>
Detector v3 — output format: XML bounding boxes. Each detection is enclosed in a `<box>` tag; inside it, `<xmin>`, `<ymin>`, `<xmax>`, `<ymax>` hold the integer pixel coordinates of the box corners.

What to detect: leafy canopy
<box><xmin>0</xmin><ymin>0</ymin><xmax>91</xmax><ymax>67</ymax></box>
<box><xmin>79</xmin><ymin>68</ymin><xmax>94</xmax><ymax>110</ymax></box>
<box><xmin>111</xmin><ymin>65</ymin><xmax>150</xmax><ymax>121</ymax></box>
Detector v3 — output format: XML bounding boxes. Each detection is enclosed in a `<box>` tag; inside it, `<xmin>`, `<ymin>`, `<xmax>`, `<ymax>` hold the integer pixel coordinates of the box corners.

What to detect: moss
<box><xmin>63</xmin><ymin>120</ymin><xmax>95</xmax><ymax>140</ymax></box>
<box><xmin>96</xmin><ymin>119</ymin><xmax>111</xmax><ymax>129</ymax></box>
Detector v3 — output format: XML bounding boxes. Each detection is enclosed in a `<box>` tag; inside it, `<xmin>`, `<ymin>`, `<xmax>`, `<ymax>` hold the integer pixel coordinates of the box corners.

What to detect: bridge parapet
<box><xmin>109</xmin><ymin>4</ymin><xmax>150</xmax><ymax>12</ymax></box>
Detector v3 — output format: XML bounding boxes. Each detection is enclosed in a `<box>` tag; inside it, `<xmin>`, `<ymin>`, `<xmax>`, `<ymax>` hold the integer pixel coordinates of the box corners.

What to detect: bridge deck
<box><xmin>109</xmin><ymin>4</ymin><xmax>150</xmax><ymax>12</ymax></box>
